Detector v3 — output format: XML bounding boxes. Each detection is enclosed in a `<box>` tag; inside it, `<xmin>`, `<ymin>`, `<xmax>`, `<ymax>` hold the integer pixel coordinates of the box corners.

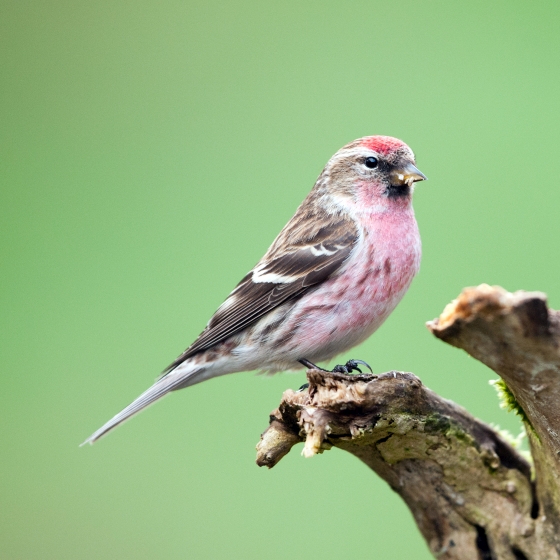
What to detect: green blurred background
<box><xmin>2</xmin><ymin>1</ymin><xmax>560</xmax><ymax>558</ymax></box>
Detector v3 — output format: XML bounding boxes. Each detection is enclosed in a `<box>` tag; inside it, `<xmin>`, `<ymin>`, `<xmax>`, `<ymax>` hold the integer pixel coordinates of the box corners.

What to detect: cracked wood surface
<box><xmin>256</xmin><ymin>285</ymin><xmax>560</xmax><ymax>559</ymax></box>
<box><xmin>428</xmin><ymin>284</ymin><xmax>560</xmax><ymax>541</ymax></box>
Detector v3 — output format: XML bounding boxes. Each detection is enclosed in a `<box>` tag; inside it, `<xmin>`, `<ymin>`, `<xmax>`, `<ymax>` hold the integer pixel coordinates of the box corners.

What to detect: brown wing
<box><xmin>161</xmin><ymin>210</ymin><xmax>358</xmax><ymax>374</ymax></box>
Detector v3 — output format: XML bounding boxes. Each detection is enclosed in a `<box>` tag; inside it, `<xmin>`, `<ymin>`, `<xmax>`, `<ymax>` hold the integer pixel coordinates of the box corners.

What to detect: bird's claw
<box><xmin>297</xmin><ymin>383</ymin><xmax>309</xmax><ymax>392</ymax></box>
<box><xmin>332</xmin><ymin>359</ymin><xmax>373</xmax><ymax>375</ymax></box>
<box><xmin>348</xmin><ymin>359</ymin><xmax>374</xmax><ymax>373</ymax></box>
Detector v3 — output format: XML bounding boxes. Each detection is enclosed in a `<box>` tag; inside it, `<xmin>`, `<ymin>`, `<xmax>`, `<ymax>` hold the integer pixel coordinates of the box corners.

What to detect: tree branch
<box><xmin>428</xmin><ymin>284</ymin><xmax>560</xmax><ymax>546</ymax></box>
<box><xmin>256</xmin><ymin>285</ymin><xmax>560</xmax><ymax>559</ymax></box>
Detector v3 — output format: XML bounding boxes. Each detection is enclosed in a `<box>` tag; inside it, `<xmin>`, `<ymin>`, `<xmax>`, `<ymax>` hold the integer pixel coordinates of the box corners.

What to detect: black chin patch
<box><xmin>386</xmin><ymin>184</ymin><xmax>410</xmax><ymax>198</ymax></box>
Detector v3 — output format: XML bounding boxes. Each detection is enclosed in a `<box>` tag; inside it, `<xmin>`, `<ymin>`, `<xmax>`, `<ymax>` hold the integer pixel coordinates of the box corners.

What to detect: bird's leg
<box><xmin>297</xmin><ymin>359</ymin><xmax>329</xmax><ymax>391</ymax></box>
<box><xmin>299</xmin><ymin>357</ymin><xmax>373</xmax><ymax>376</ymax></box>
<box><xmin>297</xmin><ymin>358</ymin><xmax>373</xmax><ymax>390</ymax></box>
<box><xmin>332</xmin><ymin>359</ymin><xmax>373</xmax><ymax>375</ymax></box>
<box><xmin>298</xmin><ymin>359</ymin><xmax>329</xmax><ymax>372</ymax></box>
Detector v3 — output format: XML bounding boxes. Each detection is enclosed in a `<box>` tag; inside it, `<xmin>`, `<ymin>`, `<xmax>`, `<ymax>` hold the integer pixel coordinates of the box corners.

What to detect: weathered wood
<box><xmin>256</xmin><ymin>285</ymin><xmax>560</xmax><ymax>559</ymax></box>
<box><xmin>428</xmin><ymin>285</ymin><xmax>560</xmax><ymax>550</ymax></box>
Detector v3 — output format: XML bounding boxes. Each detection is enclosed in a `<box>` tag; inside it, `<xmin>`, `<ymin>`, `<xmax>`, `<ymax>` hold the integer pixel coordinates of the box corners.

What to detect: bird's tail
<box><xmin>81</xmin><ymin>362</ymin><xmax>206</xmax><ymax>446</ymax></box>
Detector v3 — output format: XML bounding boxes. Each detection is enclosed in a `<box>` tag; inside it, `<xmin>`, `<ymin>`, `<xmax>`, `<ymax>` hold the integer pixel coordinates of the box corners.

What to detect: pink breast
<box><xmin>281</xmin><ymin>209</ymin><xmax>421</xmax><ymax>359</ymax></box>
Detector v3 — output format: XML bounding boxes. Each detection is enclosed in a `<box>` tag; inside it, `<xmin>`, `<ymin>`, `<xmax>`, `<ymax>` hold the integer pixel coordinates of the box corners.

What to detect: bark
<box><xmin>256</xmin><ymin>285</ymin><xmax>560</xmax><ymax>559</ymax></box>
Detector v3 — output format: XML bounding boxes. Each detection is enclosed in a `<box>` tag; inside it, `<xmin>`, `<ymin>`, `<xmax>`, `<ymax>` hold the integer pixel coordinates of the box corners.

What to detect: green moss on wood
<box><xmin>490</xmin><ymin>379</ymin><xmax>536</xmax><ymax>436</ymax></box>
<box><xmin>490</xmin><ymin>379</ymin><xmax>526</xmax><ymax>419</ymax></box>
<box><xmin>425</xmin><ymin>413</ymin><xmax>451</xmax><ymax>434</ymax></box>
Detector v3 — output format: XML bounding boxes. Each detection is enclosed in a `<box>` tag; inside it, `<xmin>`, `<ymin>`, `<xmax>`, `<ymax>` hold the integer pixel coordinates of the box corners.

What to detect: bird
<box><xmin>82</xmin><ymin>135</ymin><xmax>426</xmax><ymax>445</ymax></box>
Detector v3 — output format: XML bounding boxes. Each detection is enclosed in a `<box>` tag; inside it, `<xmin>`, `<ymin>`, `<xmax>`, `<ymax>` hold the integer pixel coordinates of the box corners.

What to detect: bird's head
<box><xmin>322</xmin><ymin>135</ymin><xmax>426</xmax><ymax>210</ymax></box>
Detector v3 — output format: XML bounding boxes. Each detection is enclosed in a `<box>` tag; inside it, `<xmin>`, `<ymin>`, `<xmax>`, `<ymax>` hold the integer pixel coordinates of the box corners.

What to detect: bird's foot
<box><xmin>299</xmin><ymin>358</ymin><xmax>373</xmax><ymax>375</ymax></box>
<box><xmin>331</xmin><ymin>359</ymin><xmax>373</xmax><ymax>375</ymax></box>
<box><xmin>297</xmin><ymin>359</ymin><xmax>372</xmax><ymax>391</ymax></box>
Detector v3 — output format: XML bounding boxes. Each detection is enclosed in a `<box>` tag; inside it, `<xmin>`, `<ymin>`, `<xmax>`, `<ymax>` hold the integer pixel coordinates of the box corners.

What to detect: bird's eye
<box><xmin>364</xmin><ymin>157</ymin><xmax>378</xmax><ymax>169</ymax></box>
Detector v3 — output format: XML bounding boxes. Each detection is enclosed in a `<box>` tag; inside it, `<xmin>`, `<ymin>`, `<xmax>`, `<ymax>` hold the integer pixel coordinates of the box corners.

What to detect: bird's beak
<box><xmin>390</xmin><ymin>163</ymin><xmax>427</xmax><ymax>187</ymax></box>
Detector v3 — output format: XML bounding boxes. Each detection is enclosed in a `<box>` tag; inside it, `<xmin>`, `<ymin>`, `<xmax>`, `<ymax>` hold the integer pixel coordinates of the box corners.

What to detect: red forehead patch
<box><xmin>360</xmin><ymin>136</ymin><xmax>407</xmax><ymax>155</ymax></box>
